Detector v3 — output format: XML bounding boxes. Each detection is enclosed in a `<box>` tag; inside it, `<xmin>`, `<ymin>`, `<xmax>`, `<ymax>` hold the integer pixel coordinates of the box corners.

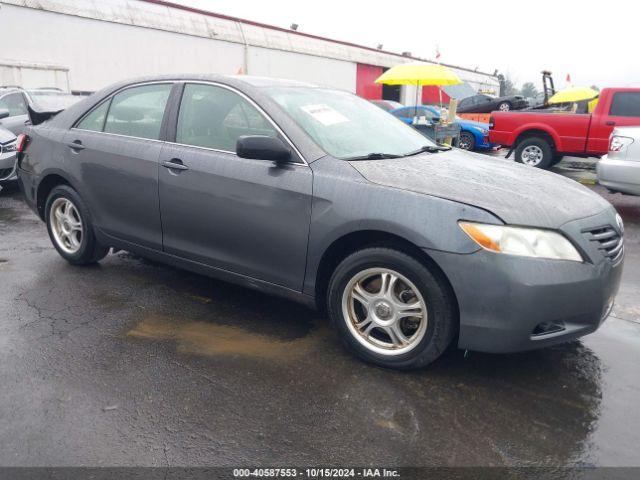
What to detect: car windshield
<box><xmin>266</xmin><ymin>87</ymin><xmax>436</xmax><ymax>159</ymax></box>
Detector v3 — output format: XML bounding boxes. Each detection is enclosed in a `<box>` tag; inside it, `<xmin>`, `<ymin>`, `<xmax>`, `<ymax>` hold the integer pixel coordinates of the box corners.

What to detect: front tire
<box><xmin>498</xmin><ymin>101</ymin><xmax>511</xmax><ymax>111</ymax></box>
<box><xmin>327</xmin><ymin>248</ymin><xmax>457</xmax><ymax>369</ymax></box>
<box><xmin>515</xmin><ymin>137</ymin><xmax>553</xmax><ymax>169</ymax></box>
<box><xmin>45</xmin><ymin>185</ymin><xmax>109</xmax><ymax>265</ymax></box>
<box><xmin>458</xmin><ymin>131</ymin><xmax>476</xmax><ymax>151</ymax></box>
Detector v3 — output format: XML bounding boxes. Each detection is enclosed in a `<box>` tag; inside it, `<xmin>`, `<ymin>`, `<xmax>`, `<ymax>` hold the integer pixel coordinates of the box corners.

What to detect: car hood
<box><xmin>458</xmin><ymin>119</ymin><xmax>488</xmax><ymax>130</ymax></box>
<box><xmin>349</xmin><ymin>149</ymin><xmax>612</xmax><ymax>228</ymax></box>
<box><xmin>0</xmin><ymin>126</ymin><xmax>15</xmax><ymax>144</ymax></box>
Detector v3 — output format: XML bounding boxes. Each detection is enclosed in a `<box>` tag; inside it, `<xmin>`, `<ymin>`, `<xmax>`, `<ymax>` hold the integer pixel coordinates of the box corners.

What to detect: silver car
<box><xmin>597</xmin><ymin>126</ymin><xmax>640</xmax><ymax>196</ymax></box>
<box><xmin>0</xmin><ymin>110</ymin><xmax>17</xmax><ymax>184</ymax></box>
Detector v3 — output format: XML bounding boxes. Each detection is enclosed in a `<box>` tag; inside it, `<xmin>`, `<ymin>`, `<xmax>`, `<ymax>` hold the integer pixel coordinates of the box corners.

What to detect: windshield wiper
<box><xmin>404</xmin><ymin>145</ymin><xmax>451</xmax><ymax>157</ymax></box>
<box><xmin>346</xmin><ymin>152</ymin><xmax>403</xmax><ymax>161</ymax></box>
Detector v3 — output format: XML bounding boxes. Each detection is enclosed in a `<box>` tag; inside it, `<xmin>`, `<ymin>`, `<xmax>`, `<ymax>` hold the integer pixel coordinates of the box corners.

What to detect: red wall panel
<box><xmin>422</xmin><ymin>86</ymin><xmax>451</xmax><ymax>105</ymax></box>
<box><xmin>356</xmin><ymin>64</ymin><xmax>383</xmax><ymax>100</ymax></box>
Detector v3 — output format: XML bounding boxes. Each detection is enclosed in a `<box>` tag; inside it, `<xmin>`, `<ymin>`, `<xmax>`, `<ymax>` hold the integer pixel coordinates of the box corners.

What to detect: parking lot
<box><xmin>0</xmin><ymin>158</ymin><xmax>639</xmax><ymax>467</ymax></box>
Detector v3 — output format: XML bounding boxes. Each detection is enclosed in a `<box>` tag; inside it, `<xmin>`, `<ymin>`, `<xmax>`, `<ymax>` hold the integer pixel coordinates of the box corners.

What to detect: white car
<box><xmin>597</xmin><ymin>126</ymin><xmax>640</xmax><ymax>196</ymax></box>
<box><xmin>0</xmin><ymin>111</ymin><xmax>17</xmax><ymax>184</ymax></box>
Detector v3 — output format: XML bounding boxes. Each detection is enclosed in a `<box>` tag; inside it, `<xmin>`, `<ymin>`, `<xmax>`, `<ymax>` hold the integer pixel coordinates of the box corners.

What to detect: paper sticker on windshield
<box><xmin>300</xmin><ymin>104</ymin><xmax>349</xmax><ymax>126</ymax></box>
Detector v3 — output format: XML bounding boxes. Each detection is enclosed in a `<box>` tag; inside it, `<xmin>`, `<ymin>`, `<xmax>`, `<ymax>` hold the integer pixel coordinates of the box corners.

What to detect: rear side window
<box><xmin>609</xmin><ymin>92</ymin><xmax>640</xmax><ymax>117</ymax></box>
<box><xmin>103</xmin><ymin>84</ymin><xmax>172</xmax><ymax>140</ymax></box>
<box><xmin>77</xmin><ymin>101</ymin><xmax>109</xmax><ymax>132</ymax></box>
<box><xmin>176</xmin><ymin>83</ymin><xmax>277</xmax><ymax>152</ymax></box>
<box><xmin>0</xmin><ymin>93</ymin><xmax>28</xmax><ymax>117</ymax></box>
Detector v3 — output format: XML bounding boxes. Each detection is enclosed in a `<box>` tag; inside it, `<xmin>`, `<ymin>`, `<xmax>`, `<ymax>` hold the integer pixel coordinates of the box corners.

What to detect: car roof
<box><xmin>99</xmin><ymin>74</ymin><xmax>322</xmax><ymax>91</ymax></box>
<box><xmin>0</xmin><ymin>87</ymin><xmax>23</xmax><ymax>94</ymax></box>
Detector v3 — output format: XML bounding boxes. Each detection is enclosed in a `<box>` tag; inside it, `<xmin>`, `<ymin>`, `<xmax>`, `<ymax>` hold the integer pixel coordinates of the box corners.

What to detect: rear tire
<box><xmin>327</xmin><ymin>248</ymin><xmax>457</xmax><ymax>370</ymax></box>
<box><xmin>45</xmin><ymin>185</ymin><xmax>109</xmax><ymax>265</ymax></box>
<box><xmin>515</xmin><ymin>137</ymin><xmax>553</xmax><ymax>169</ymax></box>
<box><xmin>457</xmin><ymin>131</ymin><xmax>476</xmax><ymax>151</ymax></box>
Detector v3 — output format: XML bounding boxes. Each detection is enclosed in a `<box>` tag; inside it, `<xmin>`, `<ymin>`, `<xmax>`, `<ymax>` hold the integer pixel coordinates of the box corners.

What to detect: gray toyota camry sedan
<box><xmin>17</xmin><ymin>75</ymin><xmax>624</xmax><ymax>369</ymax></box>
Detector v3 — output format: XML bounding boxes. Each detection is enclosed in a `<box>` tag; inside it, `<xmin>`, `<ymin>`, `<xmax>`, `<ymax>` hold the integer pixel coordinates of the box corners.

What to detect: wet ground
<box><xmin>0</xmin><ymin>162</ymin><xmax>639</xmax><ymax>467</ymax></box>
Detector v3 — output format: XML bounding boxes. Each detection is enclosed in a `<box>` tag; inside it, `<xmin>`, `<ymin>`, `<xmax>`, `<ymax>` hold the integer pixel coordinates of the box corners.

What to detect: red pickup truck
<box><xmin>488</xmin><ymin>87</ymin><xmax>640</xmax><ymax>168</ymax></box>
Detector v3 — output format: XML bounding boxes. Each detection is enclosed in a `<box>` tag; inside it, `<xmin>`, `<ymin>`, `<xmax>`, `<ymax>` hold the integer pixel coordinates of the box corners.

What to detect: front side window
<box><xmin>177</xmin><ymin>83</ymin><xmax>277</xmax><ymax>152</ymax></box>
<box><xmin>266</xmin><ymin>87</ymin><xmax>435</xmax><ymax>159</ymax></box>
<box><xmin>609</xmin><ymin>92</ymin><xmax>640</xmax><ymax>117</ymax></box>
<box><xmin>103</xmin><ymin>84</ymin><xmax>172</xmax><ymax>140</ymax></box>
<box><xmin>0</xmin><ymin>93</ymin><xmax>28</xmax><ymax>116</ymax></box>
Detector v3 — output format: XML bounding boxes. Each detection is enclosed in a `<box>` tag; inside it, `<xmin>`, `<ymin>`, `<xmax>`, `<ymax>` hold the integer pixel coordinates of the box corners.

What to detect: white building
<box><xmin>0</xmin><ymin>0</ymin><xmax>500</xmax><ymax>103</ymax></box>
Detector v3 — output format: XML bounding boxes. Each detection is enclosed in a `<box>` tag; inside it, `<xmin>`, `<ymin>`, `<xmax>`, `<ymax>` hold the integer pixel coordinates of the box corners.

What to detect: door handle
<box><xmin>67</xmin><ymin>140</ymin><xmax>85</xmax><ymax>151</ymax></box>
<box><xmin>162</xmin><ymin>159</ymin><xmax>189</xmax><ymax>171</ymax></box>
<box><xmin>606</xmin><ymin>121</ymin><xmax>616</xmax><ymax>126</ymax></box>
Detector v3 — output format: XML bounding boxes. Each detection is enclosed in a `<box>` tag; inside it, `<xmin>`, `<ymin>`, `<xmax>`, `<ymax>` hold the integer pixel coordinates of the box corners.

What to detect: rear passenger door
<box><xmin>158</xmin><ymin>82</ymin><xmax>313</xmax><ymax>291</ymax></box>
<box><xmin>65</xmin><ymin>83</ymin><xmax>173</xmax><ymax>250</ymax></box>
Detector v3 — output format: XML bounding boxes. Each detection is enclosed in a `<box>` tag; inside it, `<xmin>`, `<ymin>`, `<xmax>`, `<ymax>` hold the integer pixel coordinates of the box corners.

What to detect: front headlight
<box><xmin>2</xmin><ymin>141</ymin><xmax>17</xmax><ymax>153</ymax></box>
<box><xmin>459</xmin><ymin>222</ymin><xmax>583</xmax><ymax>262</ymax></box>
<box><xmin>476</xmin><ymin>128</ymin><xmax>488</xmax><ymax>135</ymax></box>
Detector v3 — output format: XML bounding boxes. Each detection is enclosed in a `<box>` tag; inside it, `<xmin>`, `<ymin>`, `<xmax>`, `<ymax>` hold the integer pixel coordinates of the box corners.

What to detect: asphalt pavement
<box><xmin>0</xmin><ymin>160</ymin><xmax>639</xmax><ymax>467</ymax></box>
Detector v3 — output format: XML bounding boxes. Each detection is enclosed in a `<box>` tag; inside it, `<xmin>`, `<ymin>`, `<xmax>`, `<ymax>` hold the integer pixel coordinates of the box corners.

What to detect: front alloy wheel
<box><xmin>327</xmin><ymin>248</ymin><xmax>457</xmax><ymax>369</ymax></box>
<box><xmin>342</xmin><ymin>268</ymin><xmax>427</xmax><ymax>356</ymax></box>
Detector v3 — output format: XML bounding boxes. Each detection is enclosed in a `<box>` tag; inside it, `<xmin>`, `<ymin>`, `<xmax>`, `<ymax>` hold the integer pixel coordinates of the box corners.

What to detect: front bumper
<box><xmin>428</xmin><ymin>209</ymin><xmax>624</xmax><ymax>353</ymax></box>
<box><xmin>597</xmin><ymin>155</ymin><xmax>640</xmax><ymax>195</ymax></box>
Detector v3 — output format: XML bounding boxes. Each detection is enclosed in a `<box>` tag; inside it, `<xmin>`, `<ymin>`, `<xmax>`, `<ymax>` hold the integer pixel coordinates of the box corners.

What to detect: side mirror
<box><xmin>0</xmin><ymin>108</ymin><xmax>9</xmax><ymax>120</ymax></box>
<box><xmin>236</xmin><ymin>135</ymin><xmax>291</xmax><ymax>163</ymax></box>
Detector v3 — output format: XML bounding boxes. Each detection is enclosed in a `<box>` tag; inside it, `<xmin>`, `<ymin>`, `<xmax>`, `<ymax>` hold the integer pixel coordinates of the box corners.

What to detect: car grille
<box><xmin>582</xmin><ymin>225</ymin><xmax>624</xmax><ymax>264</ymax></box>
<box><xmin>0</xmin><ymin>167</ymin><xmax>14</xmax><ymax>181</ymax></box>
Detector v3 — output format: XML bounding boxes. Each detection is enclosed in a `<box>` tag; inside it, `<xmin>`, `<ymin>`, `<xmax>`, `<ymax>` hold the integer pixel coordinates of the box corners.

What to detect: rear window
<box><xmin>609</xmin><ymin>92</ymin><xmax>640</xmax><ymax>117</ymax></box>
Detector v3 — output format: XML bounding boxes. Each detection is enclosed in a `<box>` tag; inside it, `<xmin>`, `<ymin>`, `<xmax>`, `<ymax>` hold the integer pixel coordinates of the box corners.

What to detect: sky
<box><xmin>170</xmin><ymin>0</ymin><xmax>638</xmax><ymax>89</ymax></box>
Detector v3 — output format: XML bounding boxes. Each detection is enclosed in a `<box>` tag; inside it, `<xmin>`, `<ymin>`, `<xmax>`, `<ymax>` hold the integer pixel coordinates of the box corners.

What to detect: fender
<box><xmin>510</xmin><ymin>123</ymin><xmax>562</xmax><ymax>151</ymax></box>
<box><xmin>34</xmin><ymin>167</ymin><xmax>85</xmax><ymax>218</ymax></box>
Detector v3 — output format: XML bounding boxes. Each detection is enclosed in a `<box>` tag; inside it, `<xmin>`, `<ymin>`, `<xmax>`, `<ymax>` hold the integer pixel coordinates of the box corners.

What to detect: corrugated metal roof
<box><xmin>1</xmin><ymin>0</ymin><xmax>499</xmax><ymax>87</ymax></box>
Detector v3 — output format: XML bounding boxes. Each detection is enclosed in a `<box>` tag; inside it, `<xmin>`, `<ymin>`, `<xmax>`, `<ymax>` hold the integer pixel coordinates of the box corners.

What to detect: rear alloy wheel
<box><xmin>50</xmin><ymin>198</ymin><xmax>84</xmax><ymax>255</ymax></box>
<box><xmin>45</xmin><ymin>185</ymin><xmax>109</xmax><ymax>265</ymax></box>
<box><xmin>498</xmin><ymin>101</ymin><xmax>511</xmax><ymax>111</ymax></box>
<box><xmin>515</xmin><ymin>137</ymin><xmax>553</xmax><ymax>169</ymax></box>
<box><xmin>457</xmin><ymin>132</ymin><xmax>476</xmax><ymax>151</ymax></box>
<box><xmin>327</xmin><ymin>248</ymin><xmax>456</xmax><ymax>369</ymax></box>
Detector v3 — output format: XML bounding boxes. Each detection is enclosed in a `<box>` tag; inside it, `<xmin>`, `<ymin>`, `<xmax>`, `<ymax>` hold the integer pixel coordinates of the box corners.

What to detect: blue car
<box><xmin>389</xmin><ymin>105</ymin><xmax>497</xmax><ymax>151</ymax></box>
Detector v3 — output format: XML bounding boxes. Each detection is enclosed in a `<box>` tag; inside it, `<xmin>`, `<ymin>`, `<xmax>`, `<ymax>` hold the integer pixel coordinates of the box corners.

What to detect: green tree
<box><xmin>499</xmin><ymin>74</ymin><xmax>519</xmax><ymax>96</ymax></box>
<box><xmin>520</xmin><ymin>82</ymin><xmax>538</xmax><ymax>99</ymax></box>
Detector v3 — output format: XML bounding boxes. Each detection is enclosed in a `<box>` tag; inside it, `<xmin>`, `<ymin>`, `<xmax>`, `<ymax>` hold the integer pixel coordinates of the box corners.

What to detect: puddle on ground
<box><xmin>0</xmin><ymin>208</ymin><xmax>17</xmax><ymax>222</ymax></box>
<box><xmin>126</xmin><ymin>313</ymin><xmax>324</xmax><ymax>360</ymax></box>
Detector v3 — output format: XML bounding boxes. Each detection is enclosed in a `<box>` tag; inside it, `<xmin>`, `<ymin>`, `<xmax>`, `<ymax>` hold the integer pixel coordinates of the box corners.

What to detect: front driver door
<box><xmin>159</xmin><ymin>83</ymin><xmax>313</xmax><ymax>291</ymax></box>
<box><xmin>587</xmin><ymin>91</ymin><xmax>640</xmax><ymax>154</ymax></box>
